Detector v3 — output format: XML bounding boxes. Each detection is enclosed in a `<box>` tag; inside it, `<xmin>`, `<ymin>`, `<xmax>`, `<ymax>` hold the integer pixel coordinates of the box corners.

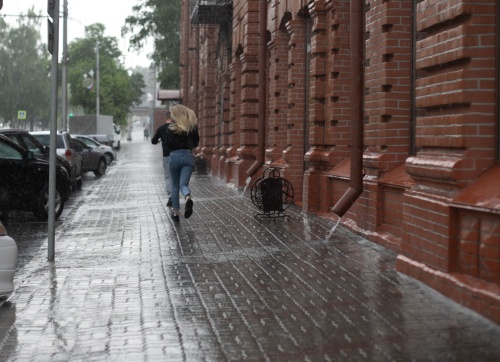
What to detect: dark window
<box><xmin>21</xmin><ymin>135</ymin><xmax>44</xmax><ymax>156</ymax></box>
<box><xmin>79</xmin><ymin>137</ymin><xmax>98</xmax><ymax>147</ymax></box>
<box><xmin>32</xmin><ymin>134</ymin><xmax>50</xmax><ymax>147</ymax></box>
<box><xmin>0</xmin><ymin>140</ymin><xmax>22</xmax><ymax>160</ymax></box>
<box><xmin>71</xmin><ymin>139</ymin><xmax>85</xmax><ymax>152</ymax></box>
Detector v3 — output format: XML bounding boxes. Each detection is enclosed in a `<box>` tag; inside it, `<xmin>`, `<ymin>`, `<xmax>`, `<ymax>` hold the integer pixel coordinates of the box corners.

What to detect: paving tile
<box><xmin>1</xmin><ymin>131</ymin><xmax>500</xmax><ymax>361</ymax></box>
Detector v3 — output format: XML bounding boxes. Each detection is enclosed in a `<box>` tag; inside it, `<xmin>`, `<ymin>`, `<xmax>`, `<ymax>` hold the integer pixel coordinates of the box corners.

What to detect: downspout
<box><xmin>246</xmin><ymin>0</ymin><xmax>267</xmax><ymax>177</ymax></box>
<box><xmin>331</xmin><ymin>0</ymin><xmax>364</xmax><ymax>217</ymax></box>
<box><xmin>194</xmin><ymin>25</ymin><xmax>200</xmax><ymax>115</ymax></box>
<box><xmin>181</xmin><ymin>1</ymin><xmax>190</xmax><ymax>104</ymax></box>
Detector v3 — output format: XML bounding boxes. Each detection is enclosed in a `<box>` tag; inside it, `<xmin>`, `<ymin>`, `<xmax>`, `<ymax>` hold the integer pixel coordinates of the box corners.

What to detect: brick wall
<box><xmin>181</xmin><ymin>0</ymin><xmax>500</xmax><ymax>324</ymax></box>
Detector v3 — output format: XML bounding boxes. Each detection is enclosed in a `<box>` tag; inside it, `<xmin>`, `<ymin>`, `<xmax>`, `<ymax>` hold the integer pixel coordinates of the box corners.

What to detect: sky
<box><xmin>2</xmin><ymin>0</ymin><xmax>154</xmax><ymax>69</ymax></box>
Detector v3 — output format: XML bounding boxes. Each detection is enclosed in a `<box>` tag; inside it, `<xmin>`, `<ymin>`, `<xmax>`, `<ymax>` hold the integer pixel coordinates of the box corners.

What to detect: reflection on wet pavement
<box><xmin>1</xmin><ymin>128</ymin><xmax>499</xmax><ymax>361</ymax></box>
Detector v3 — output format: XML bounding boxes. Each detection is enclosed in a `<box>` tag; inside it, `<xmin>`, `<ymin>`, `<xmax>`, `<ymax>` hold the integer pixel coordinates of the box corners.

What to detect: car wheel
<box><xmin>94</xmin><ymin>158</ymin><xmax>107</xmax><ymax>177</ymax></box>
<box><xmin>104</xmin><ymin>153</ymin><xmax>113</xmax><ymax>165</ymax></box>
<box><xmin>33</xmin><ymin>184</ymin><xmax>65</xmax><ymax>220</ymax></box>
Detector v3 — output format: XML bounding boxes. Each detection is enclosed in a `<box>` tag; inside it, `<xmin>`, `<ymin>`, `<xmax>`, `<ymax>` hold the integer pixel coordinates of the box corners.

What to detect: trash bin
<box><xmin>251</xmin><ymin>168</ymin><xmax>294</xmax><ymax>221</ymax></box>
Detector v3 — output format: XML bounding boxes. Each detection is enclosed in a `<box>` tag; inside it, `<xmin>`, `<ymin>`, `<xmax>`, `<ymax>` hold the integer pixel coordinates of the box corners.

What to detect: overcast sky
<box><xmin>2</xmin><ymin>0</ymin><xmax>153</xmax><ymax>69</ymax></box>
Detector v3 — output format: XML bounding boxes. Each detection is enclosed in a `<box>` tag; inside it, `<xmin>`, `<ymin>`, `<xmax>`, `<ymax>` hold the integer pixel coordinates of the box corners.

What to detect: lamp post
<box><xmin>149</xmin><ymin>63</ymin><xmax>156</xmax><ymax>135</ymax></box>
<box><xmin>61</xmin><ymin>0</ymin><xmax>68</xmax><ymax>130</ymax></box>
<box><xmin>47</xmin><ymin>0</ymin><xmax>60</xmax><ymax>262</ymax></box>
<box><xmin>96</xmin><ymin>39</ymin><xmax>100</xmax><ymax>116</ymax></box>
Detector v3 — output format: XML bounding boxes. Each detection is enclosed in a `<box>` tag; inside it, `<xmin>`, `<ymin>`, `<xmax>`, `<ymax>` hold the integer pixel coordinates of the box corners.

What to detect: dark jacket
<box><xmin>167</xmin><ymin>126</ymin><xmax>199</xmax><ymax>152</ymax></box>
<box><xmin>151</xmin><ymin>123</ymin><xmax>171</xmax><ymax>157</ymax></box>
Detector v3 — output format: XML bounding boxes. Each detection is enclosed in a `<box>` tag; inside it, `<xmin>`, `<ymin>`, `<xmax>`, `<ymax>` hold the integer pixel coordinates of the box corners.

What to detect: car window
<box><xmin>68</xmin><ymin>137</ymin><xmax>76</xmax><ymax>149</ymax></box>
<box><xmin>93</xmin><ymin>136</ymin><xmax>108</xmax><ymax>143</ymax></box>
<box><xmin>33</xmin><ymin>134</ymin><xmax>66</xmax><ymax>149</ymax></box>
<box><xmin>0</xmin><ymin>140</ymin><xmax>23</xmax><ymax>160</ymax></box>
<box><xmin>78</xmin><ymin>137</ymin><xmax>98</xmax><ymax>147</ymax></box>
<box><xmin>57</xmin><ymin>135</ymin><xmax>66</xmax><ymax>148</ymax></box>
<box><xmin>31</xmin><ymin>134</ymin><xmax>47</xmax><ymax>146</ymax></box>
<box><xmin>21</xmin><ymin>135</ymin><xmax>44</xmax><ymax>155</ymax></box>
<box><xmin>3</xmin><ymin>134</ymin><xmax>21</xmax><ymax>146</ymax></box>
<box><xmin>72</xmin><ymin>138</ymin><xmax>85</xmax><ymax>152</ymax></box>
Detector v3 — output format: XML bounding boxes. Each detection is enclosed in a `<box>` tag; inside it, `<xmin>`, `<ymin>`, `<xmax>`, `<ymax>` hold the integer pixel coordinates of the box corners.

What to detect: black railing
<box><xmin>190</xmin><ymin>0</ymin><xmax>232</xmax><ymax>24</ymax></box>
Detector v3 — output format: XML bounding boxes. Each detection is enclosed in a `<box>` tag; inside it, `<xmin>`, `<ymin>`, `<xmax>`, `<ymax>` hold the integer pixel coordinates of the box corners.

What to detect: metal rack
<box><xmin>250</xmin><ymin>168</ymin><xmax>294</xmax><ymax>221</ymax></box>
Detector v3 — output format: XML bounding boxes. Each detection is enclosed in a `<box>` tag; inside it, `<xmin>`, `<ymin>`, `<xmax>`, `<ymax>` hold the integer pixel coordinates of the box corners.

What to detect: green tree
<box><xmin>122</xmin><ymin>0</ymin><xmax>181</xmax><ymax>89</ymax></box>
<box><xmin>68</xmin><ymin>23</ymin><xmax>145</xmax><ymax>127</ymax></box>
<box><xmin>130</xmin><ymin>72</ymin><xmax>146</xmax><ymax>107</ymax></box>
<box><xmin>0</xmin><ymin>9</ymin><xmax>51</xmax><ymax>130</ymax></box>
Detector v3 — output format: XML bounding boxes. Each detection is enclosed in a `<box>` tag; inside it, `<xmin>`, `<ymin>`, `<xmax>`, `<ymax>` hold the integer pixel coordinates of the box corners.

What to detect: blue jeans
<box><xmin>169</xmin><ymin>149</ymin><xmax>194</xmax><ymax>211</ymax></box>
<box><xmin>162</xmin><ymin>156</ymin><xmax>171</xmax><ymax>197</ymax></box>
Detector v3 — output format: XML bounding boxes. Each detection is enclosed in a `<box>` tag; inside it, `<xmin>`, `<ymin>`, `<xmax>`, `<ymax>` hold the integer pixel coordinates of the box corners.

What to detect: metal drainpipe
<box><xmin>181</xmin><ymin>2</ymin><xmax>189</xmax><ymax>104</ymax></box>
<box><xmin>332</xmin><ymin>0</ymin><xmax>364</xmax><ymax>217</ymax></box>
<box><xmin>246</xmin><ymin>0</ymin><xmax>267</xmax><ymax>178</ymax></box>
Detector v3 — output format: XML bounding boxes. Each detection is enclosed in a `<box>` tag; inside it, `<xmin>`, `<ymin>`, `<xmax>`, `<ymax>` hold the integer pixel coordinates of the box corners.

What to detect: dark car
<box><xmin>72</xmin><ymin>138</ymin><xmax>107</xmax><ymax>177</ymax></box>
<box><xmin>0</xmin><ymin>135</ymin><xmax>71</xmax><ymax>220</ymax></box>
<box><xmin>74</xmin><ymin>134</ymin><xmax>117</xmax><ymax>165</ymax></box>
<box><xmin>0</xmin><ymin>129</ymin><xmax>72</xmax><ymax>198</ymax></box>
<box><xmin>31</xmin><ymin>131</ymin><xmax>83</xmax><ymax>189</ymax></box>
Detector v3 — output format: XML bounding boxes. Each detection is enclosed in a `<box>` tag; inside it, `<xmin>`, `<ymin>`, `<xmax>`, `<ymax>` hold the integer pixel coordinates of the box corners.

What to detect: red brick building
<box><xmin>179</xmin><ymin>0</ymin><xmax>500</xmax><ymax>324</ymax></box>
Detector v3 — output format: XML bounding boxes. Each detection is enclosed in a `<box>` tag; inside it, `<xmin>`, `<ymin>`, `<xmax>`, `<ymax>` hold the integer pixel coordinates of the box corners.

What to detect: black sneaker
<box><xmin>171</xmin><ymin>212</ymin><xmax>180</xmax><ymax>222</ymax></box>
<box><xmin>167</xmin><ymin>197</ymin><xmax>172</xmax><ymax>207</ymax></box>
<box><xmin>184</xmin><ymin>199</ymin><xmax>193</xmax><ymax>219</ymax></box>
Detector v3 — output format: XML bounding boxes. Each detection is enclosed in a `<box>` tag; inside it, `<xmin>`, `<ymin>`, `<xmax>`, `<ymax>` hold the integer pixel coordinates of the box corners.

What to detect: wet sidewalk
<box><xmin>1</xmin><ymin>128</ymin><xmax>500</xmax><ymax>361</ymax></box>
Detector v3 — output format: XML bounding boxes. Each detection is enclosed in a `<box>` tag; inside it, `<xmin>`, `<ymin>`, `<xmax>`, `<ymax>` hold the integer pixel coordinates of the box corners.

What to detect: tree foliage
<box><xmin>122</xmin><ymin>0</ymin><xmax>181</xmax><ymax>89</ymax></box>
<box><xmin>68</xmin><ymin>24</ymin><xmax>145</xmax><ymax>127</ymax></box>
<box><xmin>0</xmin><ymin>9</ymin><xmax>51</xmax><ymax>130</ymax></box>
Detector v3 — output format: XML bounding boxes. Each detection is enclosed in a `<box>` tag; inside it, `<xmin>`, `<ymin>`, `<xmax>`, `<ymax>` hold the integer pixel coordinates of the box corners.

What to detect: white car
<box><xmin>0</xmin><ymin>220</ymin><xmax>17</xmax><ymax>300</ymax></box>
<box><xmin>74</xmin><ymin>135</ymin><xmax>118</xmax><ymax>165</ymax></box>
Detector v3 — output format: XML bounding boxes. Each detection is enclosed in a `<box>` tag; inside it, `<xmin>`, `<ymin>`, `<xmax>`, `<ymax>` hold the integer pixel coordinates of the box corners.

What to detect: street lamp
<box><xmin>95</xmin><ymin>39</ymin><xmax>100</xmax><ymax>116</ymax></box>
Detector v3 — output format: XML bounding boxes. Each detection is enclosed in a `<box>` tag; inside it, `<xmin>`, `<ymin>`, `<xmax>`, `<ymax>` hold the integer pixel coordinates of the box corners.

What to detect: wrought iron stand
<box><xmin>250</xmin><ymin>168</ymin><xmax>294</xmax><ymax>221</ymax></box>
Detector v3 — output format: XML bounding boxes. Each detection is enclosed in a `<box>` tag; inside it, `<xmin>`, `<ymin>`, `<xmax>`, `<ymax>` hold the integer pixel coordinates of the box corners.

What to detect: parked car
<box><xmin>30</xmin><ymin>131</ymin><xmax>83</xmax><ymax>189</ymax></box>
<box><xmin>0</xmin><ymin>135</ymin><xmax>71</xmax><ymax>219</ymax></box>
<box><xmin>0</xmin><ymin>129</ymin><xmax>72</xmax><ymax>198</ymax></box>
<box><xmin>73</xmin><ymin>134</ymin><xmax>117</xmax><ymax>165</ymax></box>
<box><xmin>72</xmin><ymin>138</ymin><xmax>107</xmax><ymax>177</ymax></box>
<box><xmin>88</xmin><ymin>134</ymin><xmax>112</xmax><ymax>147</ymax></box>
<box><xmin>0</xmin><ymin>220</ymin><xmax>17</xmax><ymax>300</ymax></box>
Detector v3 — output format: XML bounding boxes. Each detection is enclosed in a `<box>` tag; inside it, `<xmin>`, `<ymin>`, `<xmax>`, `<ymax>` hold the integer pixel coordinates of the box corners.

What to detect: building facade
<box><xmin>179</xmin><ymin>0</ymin><xmax>500</xmax><ymax>324</ymax></box>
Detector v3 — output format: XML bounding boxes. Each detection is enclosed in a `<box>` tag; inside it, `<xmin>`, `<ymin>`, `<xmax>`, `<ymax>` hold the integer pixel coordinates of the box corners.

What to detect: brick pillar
<box><xmin>320</xmin><ymin>0</ymin><xmax>353</xmax><ymax>216</ymax></box>
<box><xmin>402</xmin><ymin>0</ymin><xmax>498</xmax><ymax>274</ymax></box>
<box><xmin>304</xmin><ymin>1</ymin><xmax>329</xmax><ymax>212</ymax></box>
<box><xmin>364</xmin><ymin>0</ymin><xmax>412</xmax><ymax>176</ymax></box>
<box><xmin>283</xmin><ymin>17</ymin><xmax>307</xmax><ymax>206</ymax></box>
<box><xmin>234</xmin><ymin>51</ymin><xmax>260</xmax><ymax>187</ymax></box>
<box><xmin>217</xmin><ymin>74</ymin><xmax>230</xmax><ymax>179</ymax></box>
<box><xmin>361</xmin><ymin>0</ymin><xmax>413</xmax><ymax>235</ymax></box>
<box><xmin>226</xmin><ymin>56</ymin><xmax>242</xmax><ymax>185</ymax></box>
<box><xmin>266</xmin><ymin>27</ymin><xmax>290</xmax><ymax>167</ymax></box>
<box><xmin>198</xmin><ymin>25</ymin><xmax>219</xmax><ymax>174</ymax></box>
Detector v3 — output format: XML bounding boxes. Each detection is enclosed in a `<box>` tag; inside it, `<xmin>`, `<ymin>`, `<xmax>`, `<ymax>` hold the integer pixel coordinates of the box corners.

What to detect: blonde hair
<box><xmin>169</xmin><ymin>104</ymin><xmax>198</xmax><ymax>133</ymax></box>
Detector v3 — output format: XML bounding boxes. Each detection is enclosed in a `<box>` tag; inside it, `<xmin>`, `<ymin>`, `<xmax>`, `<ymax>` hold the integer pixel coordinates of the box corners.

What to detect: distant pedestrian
<box><xmin>151</xmin><ymin>112</ymin><xmax>173</xmax><ymax>207</ymax></box>
<box><xmin>143</xmin><ymin>128</ymin><xmax>149</xmax><ymax>140</ymax></box>
<box><xmin>167</xmin><ymin>104</ymin><xmax>199</xmax><ymax>222</ymax></box>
